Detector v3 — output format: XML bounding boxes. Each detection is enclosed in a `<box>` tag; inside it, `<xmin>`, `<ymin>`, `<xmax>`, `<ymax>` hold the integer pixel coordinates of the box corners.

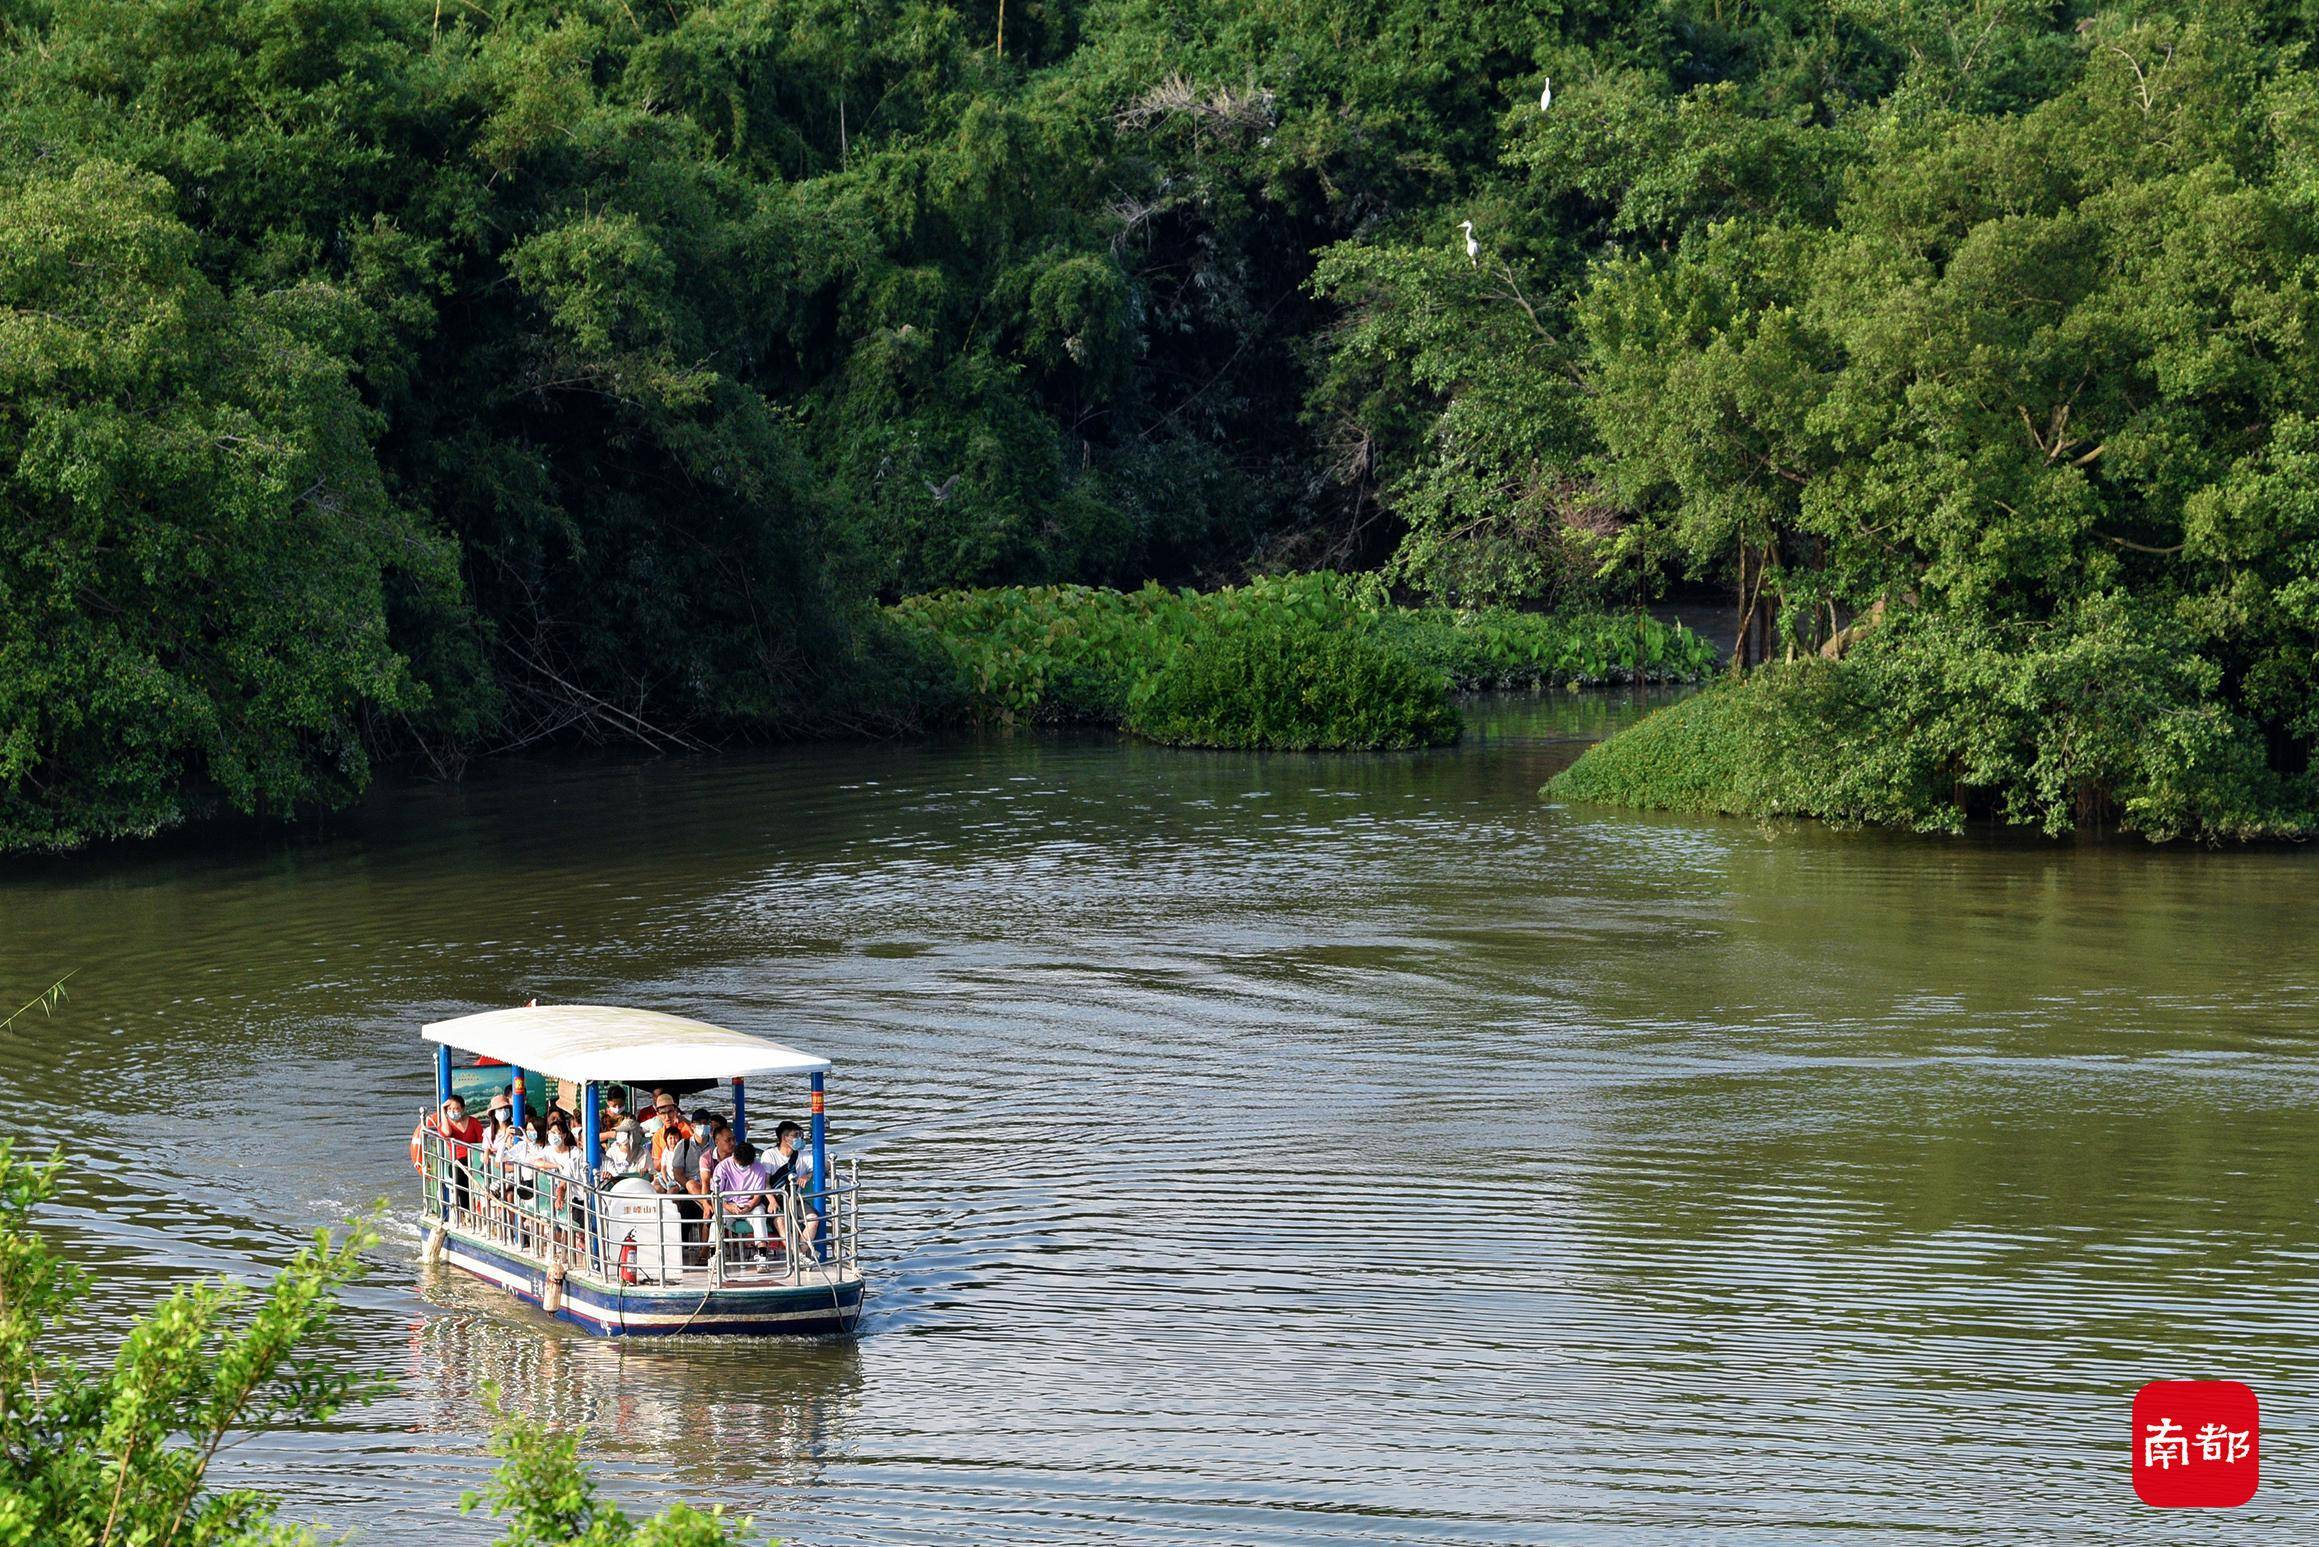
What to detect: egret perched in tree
<box><xmin>1459</xmin><ymin>219</ymin><xmax>1479</xmax><ymax>266</ymax></box>
<box><xmin>1540</xmin><ymin>77</ymin><xmax>1553</xmax><ymax>111</ymax></box>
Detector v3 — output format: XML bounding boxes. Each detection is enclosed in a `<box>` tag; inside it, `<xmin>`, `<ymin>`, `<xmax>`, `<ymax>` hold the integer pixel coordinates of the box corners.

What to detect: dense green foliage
<box><xmin>1547</xmin><ymin>687</ymin><xmax>1781</xmax><ymax>822</ymax></box>
<box><xmin>0</xmin><ymin>160</ymin><xmax>451</xmax><ymax>849</ymax></box>
<box><xmin>887</xmin><ymin>573</ymin><xmax>1713</xmax><ymax>747</ymax></box>
<box><xmin>0</xmin><ymin>1141</ymin><xmax>765</xmax><ymax>1545</ymax></box>
<box><xmin>1553</xmin><ymin>599</ymin><xmax>2313</xmax><ymax>840</ymax></box>
<box><xmin>5</xmin><ymin>0</ymin><xmax>2319</xmax><ymax>843</ymax></box>
<box><xmin>887</xmin><ymin>582</ymin><xmax>1211</xmax><ymax>725</ymax></box>
<box><xmin>1554</xmin><ymin>9</ymin><xmax>2319</xmax><ymax>837</ymax></box>
<box><xmin>1375</xmin><ymin>604</ymin><xmax>1720</xmax><ymax>692</ymax></box>
<box><xmin>1124</xmin><ymin>622</ymin><xmax>1462</xmax><ymax>750</ymax></box>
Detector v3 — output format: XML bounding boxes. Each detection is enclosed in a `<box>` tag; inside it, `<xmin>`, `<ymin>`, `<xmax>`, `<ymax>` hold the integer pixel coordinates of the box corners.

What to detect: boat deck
<box><xmin>418</xmin><ymin>1132</ymin><xmax>863</xmax><ymax>1335</ymax></box>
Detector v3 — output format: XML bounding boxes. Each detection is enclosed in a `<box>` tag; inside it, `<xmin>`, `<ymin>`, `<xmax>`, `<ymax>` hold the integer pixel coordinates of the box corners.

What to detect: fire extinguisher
<box><xmin>617</xmin><ymin>1234</ymin><xmax>639</xmax><ymax>1285</ymax></box>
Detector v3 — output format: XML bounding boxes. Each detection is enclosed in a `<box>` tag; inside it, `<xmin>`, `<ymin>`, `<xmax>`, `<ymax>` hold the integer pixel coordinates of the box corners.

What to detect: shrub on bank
<box><xmin>1546</xmin><ymin>682</ymin><xmax>1772</xmax><ymax>815</ymax></box>
<box><xmin>1548</xmin><ymin>598</ymin><xmax>2318</xmax><ymax>842</ymax></box>
<box><xmin>883</xmin><ymin>572</ymin><xmax>1716</xmax><ymax>749</ymax></box>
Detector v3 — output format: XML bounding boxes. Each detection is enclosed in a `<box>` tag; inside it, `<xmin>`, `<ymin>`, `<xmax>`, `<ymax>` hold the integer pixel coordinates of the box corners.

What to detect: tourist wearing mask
<box><xmin>512</xmin><ymin>1113</ymin><xmax>549</xmax><ymax>1237</ymax></box>
<box><xmin>599</xmin><ymin>1123</ymin><xmax>638</xmax><ymax>1181</ymax></box>
<box><xmin>599</xmin><ymin>1093</ymin><xmax>646</xmax><ymax>1181</ymax></box>
<box><xmin>767</xmin><ymin>1121</ymin><xmax>821</xmax><ymax>1258</ymax></box>
<box><xmin>476</xmin><ymin>1108</ymin><xmax>518</xmax><ymax>1229</ymax></box>
<box><xmin>545</xmin><ymin>1124</ymin><xmax>587</xmax><ymax>1250</ymax></box>
<box><xmin>417</xmin><ymin>1095</ymin><xmax>485</xmax><ymax>1221</ymax></box>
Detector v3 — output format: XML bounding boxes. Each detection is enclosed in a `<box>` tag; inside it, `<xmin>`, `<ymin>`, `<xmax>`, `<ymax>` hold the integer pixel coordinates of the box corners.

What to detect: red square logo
<box><xmin>2133</xmin><ymin>1381</ymin><xmax>2258</xmax><ymax>1507</ymax></box>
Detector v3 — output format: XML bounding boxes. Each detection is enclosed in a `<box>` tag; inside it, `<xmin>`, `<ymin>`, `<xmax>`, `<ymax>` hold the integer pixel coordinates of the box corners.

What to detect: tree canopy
<box><xmin>3</xmin><ymin>0</ymin><xmax>2317</xmax><ymax>844</ymax></box>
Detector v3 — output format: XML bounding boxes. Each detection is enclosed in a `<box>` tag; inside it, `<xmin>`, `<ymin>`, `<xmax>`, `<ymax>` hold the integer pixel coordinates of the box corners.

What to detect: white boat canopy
<box><xmin>423</xmin><ymin>1005</ymin><xmax>830</xmax><ymax>1083</ymax></box>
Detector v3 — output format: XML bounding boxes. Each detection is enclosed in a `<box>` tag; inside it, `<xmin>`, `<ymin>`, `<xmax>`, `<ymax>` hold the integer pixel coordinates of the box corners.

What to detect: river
<box><xmin>4</xmin><ymin>692</ymin><xmax>2314</xmax><ymax>1543</ymax></box>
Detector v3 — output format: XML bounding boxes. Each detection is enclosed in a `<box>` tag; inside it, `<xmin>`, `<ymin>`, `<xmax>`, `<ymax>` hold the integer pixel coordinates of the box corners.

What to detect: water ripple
<box><xmin>4</xmin><ymin>695</ymin><xmax>2318</xmax><ymax>1542</ymax></box>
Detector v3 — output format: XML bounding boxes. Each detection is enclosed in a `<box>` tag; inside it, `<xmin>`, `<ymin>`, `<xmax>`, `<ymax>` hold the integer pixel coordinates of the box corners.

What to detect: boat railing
<box><xmin>419</xmin><ymin>1129</ymin><xmax>860</xmax><ymax>1289</ymax></box>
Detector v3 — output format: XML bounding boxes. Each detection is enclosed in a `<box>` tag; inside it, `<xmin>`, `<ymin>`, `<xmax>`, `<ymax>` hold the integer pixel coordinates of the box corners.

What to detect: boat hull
<box><xmin>439</xmin><ymin>1228</ymin><xmax>864</xmax><ymax>1337</ymax></box>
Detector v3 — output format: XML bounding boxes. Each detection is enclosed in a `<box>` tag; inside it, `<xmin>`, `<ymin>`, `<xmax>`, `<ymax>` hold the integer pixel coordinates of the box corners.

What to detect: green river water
<box><xmin>2</xmin><ymin>692</ymin><xmax>2313</xmax><ymax>1543</ymax></box>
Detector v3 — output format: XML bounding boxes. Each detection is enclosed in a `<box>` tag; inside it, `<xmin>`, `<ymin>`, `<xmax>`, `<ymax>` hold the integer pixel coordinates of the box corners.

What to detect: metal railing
<box><xmin>419</xmin><ymin>1129</ymin><xmax>859</xmax><ymax>1288</ymax></box>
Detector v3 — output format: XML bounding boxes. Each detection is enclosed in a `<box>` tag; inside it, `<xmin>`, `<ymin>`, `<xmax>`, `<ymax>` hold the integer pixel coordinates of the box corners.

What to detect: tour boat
<box><xmin>414</xmin><ymin>1004</ymin><xmax>865</xmax><ymax>1337</ymax></box>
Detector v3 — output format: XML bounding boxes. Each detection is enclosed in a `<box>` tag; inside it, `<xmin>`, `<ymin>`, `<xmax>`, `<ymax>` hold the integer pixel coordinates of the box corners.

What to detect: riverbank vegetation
<box><xmin>3</xmin><ymin>0</ymin><xmax>2317</xmax><ymax>846</ymax></box>
<box><xmin>886</xmin><ymin>574</ymin><xmax>1713</xmax><ymax>748</ymax></box>
<box><xmin>1552</xmin><ymin>603</ymin><xmax>2314</xmax><ymax>841</ymax></box>
<box><xmin>0</xmin><ymin>1142</ymin><xmax>765</xmax><ymax>1545</ymax></box>
<box><xmin>1550</xmin><ymin>11</ymin><xmax>2319</xmax><ymax>841</ymax></box>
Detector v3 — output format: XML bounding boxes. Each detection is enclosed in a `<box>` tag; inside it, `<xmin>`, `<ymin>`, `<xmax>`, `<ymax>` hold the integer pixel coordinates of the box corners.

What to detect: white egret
<box><xmin>1459</xmin><ymin>219</ymin><xmax>1479</xmax><ymax>266</ymax></box>
<box><xmin>1540</xmin><ymin>77</ymin><xmax>1553</xmax><ymax>112</ymax></box>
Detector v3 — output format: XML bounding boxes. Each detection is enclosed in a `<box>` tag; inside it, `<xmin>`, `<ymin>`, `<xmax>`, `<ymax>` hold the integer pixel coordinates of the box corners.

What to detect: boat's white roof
<box><xmin>422</xmin><ymin>1005</ymin><xmax>830</xmax><ymax>1082</ymax></box>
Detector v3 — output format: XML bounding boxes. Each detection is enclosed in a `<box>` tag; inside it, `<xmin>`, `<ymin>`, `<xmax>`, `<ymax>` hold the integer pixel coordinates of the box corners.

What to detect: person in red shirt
<box><xmin>413</xmin><ymin>1094</ymin><xmax>486</xmax><ymax>1220</ymax></box>
<box><xmin>437</xmin><ymin>1094</ymin><xmax>486</xmax><ymax>1153</ymax></box>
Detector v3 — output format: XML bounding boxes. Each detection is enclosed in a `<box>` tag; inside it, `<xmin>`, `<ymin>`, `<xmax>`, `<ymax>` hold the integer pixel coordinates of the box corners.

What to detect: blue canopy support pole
<box><xmin>581</xmin><ymin>1081</ymin><xmax>602</xmax><ymax>1278</ymax></box>
<box><xmin>731</xmin><ymin>1078</ymin><xmax>748</xmax><ymax>1143</ymax></box>
<box><xmin>510</xmin><ymin>1066</ymin><xmax>525</xmax><ymax>1126</ymax></box>
<box><xmin>430</xmin><ymin>1044</ymin><xmax>454</xmax><ymax>1224</ymax></box>
<box><xmin>809</xmin><ymin>1071</ymin><xmax>829</xmax><ymax>1261</ymax></box>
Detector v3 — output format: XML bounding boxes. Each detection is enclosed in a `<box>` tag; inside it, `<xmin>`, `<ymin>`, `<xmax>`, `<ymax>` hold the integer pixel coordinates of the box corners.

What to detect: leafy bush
<box><xmin>883</xmin><ymin>583</ymin><xmax>1180</xmax><ymax>723</ymax></box>
<box><xmin>1545</xmin><ymin>683</ymin><xmax>1789</xmax><ymax>818</ymax></box>
<box><xmin>1820</xmin><ymin>598</ymin><xmax>2308</xmax><ymax>841</ymax></box>
<box><xmin>0</xmin><ymin>1140</ymin><xmax>382</xmax><ymax>1546</ymax></box>
<box><xmin>0</xmin><ymin>1139</ymin><xmax>771</xmax><ymax>1547</ymax></box>
<box><xmin>1125</xmin><ymin>617</ymin><xmax>1462</xmax><ymax>750</ymax></box>
<box><xmin>463</xmin><ymin>1389</ymin><xmax>765</xmax><ymax>1547</ymax></box>
<box><xmin>1550</xmin><ymin>598</ymin><xmax>2316</xmax><ymax>842</ymax></box>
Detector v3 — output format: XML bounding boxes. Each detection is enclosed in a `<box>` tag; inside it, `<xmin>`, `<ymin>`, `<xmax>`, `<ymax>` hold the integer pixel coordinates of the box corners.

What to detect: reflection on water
<box><xmin>401</xmin><ymin>1283</ymin><xmax>865</xmax><ymax>1490</ymax></box>
<box><xmin>4</xmin><ymin>691</ymin><xmax>2318</xmax><ymax>1543</ymax></box>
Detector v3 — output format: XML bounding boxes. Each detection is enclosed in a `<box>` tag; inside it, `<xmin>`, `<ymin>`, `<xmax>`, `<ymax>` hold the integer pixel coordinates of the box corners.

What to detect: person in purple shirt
<box><xmin>710</xmin><ymin>1141</ymin><xmax>776</xmax><ymax>1263</ymax></box>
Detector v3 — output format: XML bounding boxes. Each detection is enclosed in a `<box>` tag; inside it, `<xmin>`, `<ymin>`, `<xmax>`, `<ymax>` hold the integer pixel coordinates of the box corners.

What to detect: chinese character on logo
<box><xmin>2133</xmin><ymin>1381</ymin><xmax>2258</xmax><ymax>1508</ymax></box>
<box><xmin>2195</xmin><ymin>1422</ymin><xmax>2251</xmax><ymax>1464</ymax></box>
<box><xmin>2142</xmin><ymin>1417</ymin><xmax>2189</xmax><ymax>1471</ymax></box>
